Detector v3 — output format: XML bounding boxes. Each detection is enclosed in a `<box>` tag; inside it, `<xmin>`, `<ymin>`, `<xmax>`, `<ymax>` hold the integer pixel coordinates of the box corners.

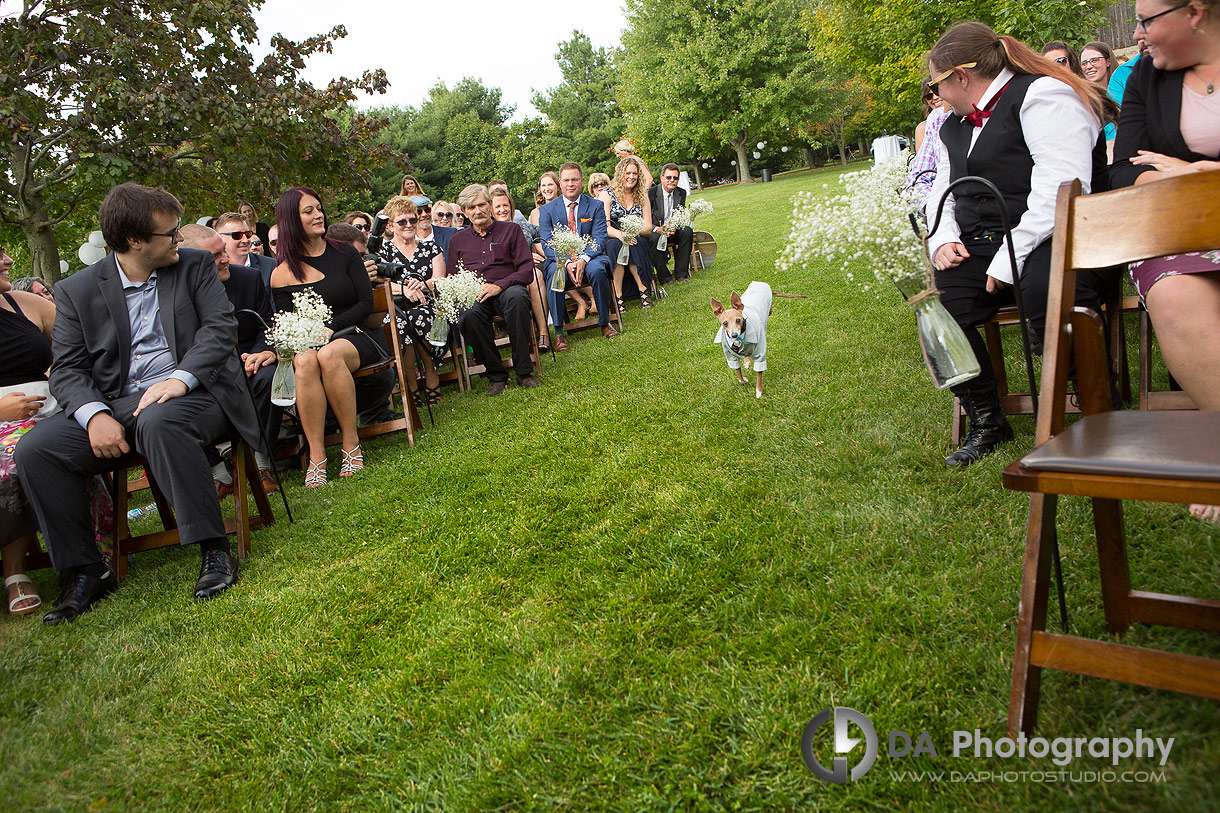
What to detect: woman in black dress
<box><xmin>378</xmin><ymin>195</ymin><xmax>447</xmax><ymax>406</ymax></box>
<box><xmin>271</xmin><ymin>186</ymin><xmax>376</xmax><ymax>487</ymax></box>
<box><xmin>0</xmin><ymin>247</ymin><xmax>57</xmax><ymax>614</ymax></box>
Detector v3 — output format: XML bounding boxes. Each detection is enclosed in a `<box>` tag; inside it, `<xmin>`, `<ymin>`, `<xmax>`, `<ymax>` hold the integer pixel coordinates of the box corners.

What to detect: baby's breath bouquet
<box><xmin>429</xmin><ymin>260</ymin><xmax>484</xmax><ymax>346</ymax></box>
<box><xmin>546</xmin><ymin>227</ymin><xmax>598</xmax><ymax>292</ymax></box>
<box><xmin>656</xmin><ymin>198</ymin><xmax>711</xmax><ymax>250</ymax></box>
<box><xmin>615</xmin><ymin>214</ymin><xmax>646</xmax><ymax>264</ymax></box>
<box><xmin>778</xmin><ymin>154</ymin><xmax>978</xmax><ymax>390</ymax></box>
<box><xmin>269</xmin><ymin>289</ymin><xmax>332</xmax><ymax>405</ymax></box>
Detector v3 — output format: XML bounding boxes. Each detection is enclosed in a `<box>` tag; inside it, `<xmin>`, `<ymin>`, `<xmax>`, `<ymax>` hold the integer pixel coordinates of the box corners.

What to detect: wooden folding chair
<box><xmin>457</xmin><ymin>314</ymin><xmax>543</xmax><ymax>389</ymax></box>
<box><xmin>1001</xmin><ymin>173</ymin><xmax>1220</xmax><ymax>737</ymax></box>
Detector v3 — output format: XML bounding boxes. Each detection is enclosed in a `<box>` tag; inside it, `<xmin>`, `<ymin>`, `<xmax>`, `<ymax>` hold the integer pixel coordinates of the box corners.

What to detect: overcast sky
<box><xmin>251</xmin><ymin>0</ymin><xmax>629</xmax><ymax>120</ymax></box>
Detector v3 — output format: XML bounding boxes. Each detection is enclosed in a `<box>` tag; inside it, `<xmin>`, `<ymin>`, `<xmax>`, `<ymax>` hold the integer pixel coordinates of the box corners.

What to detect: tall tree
<box><xmin>531</xmin><ymin>31</ymin><xmax>625</xmax><ymax>177</ymax></box>
<box><xmin>0</xmin><ymin>0</ymin><xmax>390</xmax><ymax>281</ymax></box>
<box><xmin>618</xmin><ymin>0</ymin><xmax>821</xmax><ymax>184</ymax></box>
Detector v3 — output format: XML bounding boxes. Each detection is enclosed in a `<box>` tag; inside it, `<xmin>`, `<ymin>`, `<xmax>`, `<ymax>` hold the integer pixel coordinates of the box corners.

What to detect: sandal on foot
<box><xmin>305</xmin><ymin>459</ymin><xmax>327</xmax><ymax>488</ymax></box>
<box><xmin>616</xmin><ymin>296</ymin><xmax>626</xmax><ymax>313</ymax></box>
<box><xmin>6</xmin><ymin>574</ymin><xmax>41</xmax><ymax>615</ymax></box>
<box><xmin>424</xmin><ymin>386</ymin><xmax>441</xmax><ymax>406</ymax></box>
<box><xmin>640</xmin><ymin>290</ymin><xmax>653</xmax><ymax>308</ymax></box>
<box><xmin>340</xmin><ymin>446</ymin><xmax>364</xmax><ymax>477</ymax></box>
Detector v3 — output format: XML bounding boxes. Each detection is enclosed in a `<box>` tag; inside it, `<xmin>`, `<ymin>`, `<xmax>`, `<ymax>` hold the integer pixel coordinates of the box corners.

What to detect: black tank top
<box><xmin>0</xmin><ymin>292</ymin><xmax>52</xmax><ymax>387</ymax></box>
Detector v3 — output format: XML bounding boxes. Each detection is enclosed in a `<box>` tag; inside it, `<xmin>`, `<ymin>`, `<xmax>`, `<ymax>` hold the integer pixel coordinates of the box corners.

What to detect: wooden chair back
<box><xmin>1038</xmin><ymin>172</ymin><xmax>1220</xmax><ymax>442</ymax></box>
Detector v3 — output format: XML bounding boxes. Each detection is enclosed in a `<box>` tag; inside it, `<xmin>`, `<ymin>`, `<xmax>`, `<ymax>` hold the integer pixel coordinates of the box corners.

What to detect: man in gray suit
<box><xmin>15</xmin><ymin>184</ymin><xmax>260</xmax><ymax>624</ymax></box>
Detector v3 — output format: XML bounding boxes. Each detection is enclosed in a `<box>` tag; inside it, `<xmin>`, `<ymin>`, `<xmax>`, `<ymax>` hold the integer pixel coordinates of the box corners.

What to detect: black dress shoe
<box><xmin>43</xmin><ymin>569</ymin><xmax>117</xmax><ymax>626</ymax></box>
<box><xmin>195</xmin><ymin>548</ymin><xmax>239</xmax><ymax>600</ymax></box>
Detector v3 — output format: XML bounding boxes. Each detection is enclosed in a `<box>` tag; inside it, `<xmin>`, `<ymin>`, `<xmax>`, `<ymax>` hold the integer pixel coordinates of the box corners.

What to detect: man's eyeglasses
<box><xmin>416</xmin><ymin>205</ymin><xmax>431</xmax><ymax>214</ymax></box>
<box><xmin>394</xmin><ymin>217</ymin><xmax>418</xmax><ymax>228</ymax></box>
<box><xmin>220</xmin><ymin>230</ymin><xmax>253</xmax><ymax>240</ymax></box>
<box><xmin>149</xmin><ymin>221</ymin><xmax>182</xmax><ymax>240</ymax></box>
<box><xmin>662</xmin><ymin>175</ymin><xmax>680</xmax><ymax>182</ymax></box>
<box><xmin>353</xmin><ymin>222</ymin><xmax>370</xmax><ymax>232</ymax></box>
<box><xmin>1135</xmin><ymin>1</ymin><xmax>1189</xmax><ymax>31</ymax></box>
<box><xmin>929</xmin><ymin>61</ymin><xmax>976</xmax><ymax>95</ymax></box>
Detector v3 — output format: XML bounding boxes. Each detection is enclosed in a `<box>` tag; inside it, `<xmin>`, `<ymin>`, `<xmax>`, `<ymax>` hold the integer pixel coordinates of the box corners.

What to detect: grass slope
<box><xmin>2</xmin><ymin>168</ymin><xmax>1217</xmax><ymax>811</ymax></box>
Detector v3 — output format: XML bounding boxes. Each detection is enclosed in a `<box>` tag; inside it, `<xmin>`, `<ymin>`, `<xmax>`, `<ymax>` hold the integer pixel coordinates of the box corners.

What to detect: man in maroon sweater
<box><xmin>448</xmin><ymin>184</ymin><xmax>539</xmax><ymax>396</ymax></box>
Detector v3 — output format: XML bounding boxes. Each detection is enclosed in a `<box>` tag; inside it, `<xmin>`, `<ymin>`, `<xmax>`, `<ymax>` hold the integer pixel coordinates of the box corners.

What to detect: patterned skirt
<box><xmin>1130</xmin><ymin>249</ymin><xmax>1220</xmax><ymax>301</ymax></box>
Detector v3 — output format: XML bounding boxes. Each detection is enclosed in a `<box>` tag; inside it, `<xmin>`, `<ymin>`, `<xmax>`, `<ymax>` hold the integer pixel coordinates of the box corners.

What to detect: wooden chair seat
<box><xmin>1002</xmin><ymin>172</ymin><xmax>1220</xmax><ymax>737</ymax></box>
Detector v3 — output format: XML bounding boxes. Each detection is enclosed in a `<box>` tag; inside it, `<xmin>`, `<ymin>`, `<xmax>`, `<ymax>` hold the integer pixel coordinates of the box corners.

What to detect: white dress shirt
<box><xmin>927</xmin><ymin>68</ymin><xmax>1100</xmax><ymax>284</ymax></box>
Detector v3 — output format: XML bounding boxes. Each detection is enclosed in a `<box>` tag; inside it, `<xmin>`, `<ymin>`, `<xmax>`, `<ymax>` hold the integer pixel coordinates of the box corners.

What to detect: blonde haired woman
<box><xmin>598</xmin><ymin>157</ymin><xmax>655</xmax><ymax>310</ymax></box>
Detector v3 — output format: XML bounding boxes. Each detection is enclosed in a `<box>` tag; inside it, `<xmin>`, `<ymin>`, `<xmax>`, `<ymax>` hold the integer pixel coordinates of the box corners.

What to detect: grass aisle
<box><xmin>2</xmin><ymin>168</ymin><xmax>1217</xmax><ymax>810</ymax></box>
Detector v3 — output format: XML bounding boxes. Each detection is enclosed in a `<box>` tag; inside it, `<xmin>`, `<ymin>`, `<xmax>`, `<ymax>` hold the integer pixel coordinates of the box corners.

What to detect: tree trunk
<box><xmin>801</xmin><ymin>146</ymin><xmax>816</xmax><ymax>169</ymax></box>
<box><xmin>730</xmin><ymin>131</ymin><xmax>754</xmax><ymax>184</ymax></box>
<box><xmin>858</xmin><ymin>137</ymin><xmax>868</xmax><ymax>159</ymax></box>
<box><xmin>7</xmin><ymin>143</ymin><xmax>64</xmax><ymax>282</ymax></box>
<box><xmin>691</xmin><ymin>161</ymin><xmax>705</xmax><ymax>190</ymax></box>
<box><xmin>22</xmin><ymin>222</ymin><xmax>62</xmax><ymax>283</ymax></box>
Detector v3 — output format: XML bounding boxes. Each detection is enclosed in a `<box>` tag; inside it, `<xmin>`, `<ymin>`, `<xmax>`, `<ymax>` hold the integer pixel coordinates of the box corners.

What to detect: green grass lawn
<box><xmin>2</xmin><ymin>168</ymin><xmax>1217</xmax><ymax>811</ymax></box>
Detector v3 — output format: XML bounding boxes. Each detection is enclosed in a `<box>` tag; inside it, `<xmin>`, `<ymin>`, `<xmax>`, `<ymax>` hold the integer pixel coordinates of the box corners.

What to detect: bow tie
<box><xmin>964</xmin><ymin>78</ymin><xmax>1012</xmax><ymax>128</ymax></box>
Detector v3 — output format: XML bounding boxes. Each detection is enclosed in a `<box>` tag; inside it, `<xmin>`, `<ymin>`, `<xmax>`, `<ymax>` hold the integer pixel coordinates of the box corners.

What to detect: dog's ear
<box><xmin>710</xmin><ymin>296</ymin><xmax>724</xmax><ymax>316</ymax></box>
<box><xmin>730</xmin><ymin>290</ymin><xmax>744</xmax><ymax>311</ymax></box>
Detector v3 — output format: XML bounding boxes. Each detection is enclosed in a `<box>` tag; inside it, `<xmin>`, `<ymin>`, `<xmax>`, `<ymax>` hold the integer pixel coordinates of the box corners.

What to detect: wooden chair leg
<box><xmin>1091</xmin><ymin>498</ymin><xmax>1132</xmax><ymax>635</ymax></box>
<box><xmin>1139</xmin><ymin>307</ymin><xmax>1152</xmax><ymax>410</ymax></box>
<box><xmin>111</xmin><ymin>467</ymin><xmax>131</xmax><ymax>582</ymax></box>
<box><xmin>232</xmin><ymin>441</ymin><xmax>251</xmax><ymax>562</ymax></box>
<box><xmin>1008</xmin><ymin>492</ymin><xmax>1058</xmax><ymax>738</ymax></box>
<box><xmin>951</xmin><ymin>397</ymin><xmax>966</xmax><ymax>448</ymax></box>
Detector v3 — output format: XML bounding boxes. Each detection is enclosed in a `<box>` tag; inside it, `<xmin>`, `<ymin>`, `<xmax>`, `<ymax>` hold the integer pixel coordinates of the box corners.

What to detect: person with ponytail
<box><xmin>924</xmin><ymin>22</ymin><xmax>1119</xmax><ymax>467</ymax></box>
<box><xmin>1110</xmin><ymin>0</ymin><xmax>1220</xmax><ymax>523</ymax></box>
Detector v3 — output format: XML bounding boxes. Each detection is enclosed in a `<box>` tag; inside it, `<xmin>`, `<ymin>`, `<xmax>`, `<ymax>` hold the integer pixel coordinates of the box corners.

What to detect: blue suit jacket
<box><xmin>429</xmin><ymin>225</ymin><xmax>456</xmax><ymax>258</ymax></box>
<box><xmin>538</xmin><ymin>194</ymin><xmax>608</xmax><ymax>270</ymax></box>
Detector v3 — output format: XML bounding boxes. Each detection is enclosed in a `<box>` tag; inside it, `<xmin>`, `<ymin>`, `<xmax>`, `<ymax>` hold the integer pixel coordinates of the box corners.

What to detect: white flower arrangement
<box><xmin>545</xmin><ymin>226</ymin><xmax>598</xmax><ymax>261</ymax></box>
<box><xmin>777</xmin><ymin>153</ymin><xmax>930</xmax><ymax>292</ymax></box>
<box><xmin>270</xmin><ymin>289</ymin><xmax>332</xmax><ymax>355</ymax></box>
<box><xmin>615</xmin><ymin>214</ymin><xmax>647</xmax><ymax>264</ymax></box>
<box><xmin>433</xmin><ymin>260</ymin><xmax>485</xmax><ymax>325</ymax></box>
<box><xmin>687</xmin><ymin>198</ymin><xmax>713</xmax><ymax>218</ymax></box>
<box><xmin>618</xmin><ymin>214</ymin><xmax>646</xmax><ymax>242</ymax></box>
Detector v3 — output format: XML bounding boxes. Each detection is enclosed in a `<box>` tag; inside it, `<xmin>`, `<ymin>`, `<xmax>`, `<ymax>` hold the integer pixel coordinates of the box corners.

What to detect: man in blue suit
<box><xmin>539</xmin><ymin>162</ymin><xmax>618</xmax><ymax>351</ymax></box>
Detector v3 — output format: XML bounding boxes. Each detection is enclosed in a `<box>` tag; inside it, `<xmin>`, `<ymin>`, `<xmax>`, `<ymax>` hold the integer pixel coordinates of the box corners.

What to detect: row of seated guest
<box><xmin>13</xmin><ymin>183</ymin><xmax>261</xmax><ymax>622</ymax></box>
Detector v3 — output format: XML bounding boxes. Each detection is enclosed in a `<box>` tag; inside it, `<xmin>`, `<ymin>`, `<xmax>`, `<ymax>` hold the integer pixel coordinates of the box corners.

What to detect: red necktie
<box><xmin>568</xmin><ymin>201</ymin><xmax>578</xmax><ymax>232</ymax></box>
<box><xmin>965</xmin><ymin>79</ymin><xmax>1012</xmax><ymax>128</ymax></box>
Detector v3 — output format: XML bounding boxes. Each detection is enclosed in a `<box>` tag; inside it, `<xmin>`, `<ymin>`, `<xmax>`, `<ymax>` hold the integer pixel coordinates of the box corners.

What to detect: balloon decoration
<box><xmin>77</xmin><ymin>230</ymin><xmax>108</xmax><ymax>266</ymax></box>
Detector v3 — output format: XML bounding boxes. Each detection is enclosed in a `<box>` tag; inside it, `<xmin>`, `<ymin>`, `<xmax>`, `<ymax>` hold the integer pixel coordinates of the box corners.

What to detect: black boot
<box><xmin>945</xmin><ymin>390</ymin><xmax>1013</xmax><ymax>467</ymax></box>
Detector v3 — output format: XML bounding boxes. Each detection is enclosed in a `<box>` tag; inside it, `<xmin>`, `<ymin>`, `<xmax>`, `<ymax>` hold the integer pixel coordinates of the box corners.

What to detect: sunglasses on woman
<box><xmin>353</xmin><ymin>222</ymin><xmax>370</xmax><ymax>232</ymax></box>
<box><xmin>434</xmin><ymin>212</ymin><xmax>452</xmax><ymax>220</ymax></box>
<box><xmin>592</xmin><ymin>181</ymin><xmax>608</xmax><ymax>190</ymax></box>
<box><xmin>394</xmin><ymin>217</ymin><xmax>418</xmax><ymax>228</ymax></box>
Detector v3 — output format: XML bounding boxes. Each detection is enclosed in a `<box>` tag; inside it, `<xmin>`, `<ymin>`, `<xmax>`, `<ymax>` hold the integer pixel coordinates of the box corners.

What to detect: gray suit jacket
<box><xmin>50</xmin><ymin>248</ymin><xmax>260</xmax><ymax>447</ymax></box>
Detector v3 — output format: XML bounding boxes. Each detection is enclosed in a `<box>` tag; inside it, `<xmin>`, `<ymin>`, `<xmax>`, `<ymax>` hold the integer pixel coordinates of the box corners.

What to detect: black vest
<box><xmin>939</xmin><ymin>74</ymin><xmax>1108</xmax><ymax>239</ymax></box>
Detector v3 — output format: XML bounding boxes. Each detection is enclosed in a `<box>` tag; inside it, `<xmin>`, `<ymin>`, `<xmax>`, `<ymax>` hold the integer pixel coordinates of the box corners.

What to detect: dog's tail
<box><xmin>773</xmin><ymin>293</ymin><xmax>809</xmax><ymax>299</ymax></box>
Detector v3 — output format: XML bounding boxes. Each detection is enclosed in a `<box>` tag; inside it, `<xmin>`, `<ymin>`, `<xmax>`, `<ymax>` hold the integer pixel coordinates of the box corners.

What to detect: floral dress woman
<box><xmin>378</xmin><ymin>238</ymin><xmax>447</xmax><ymax>363</ymax></box>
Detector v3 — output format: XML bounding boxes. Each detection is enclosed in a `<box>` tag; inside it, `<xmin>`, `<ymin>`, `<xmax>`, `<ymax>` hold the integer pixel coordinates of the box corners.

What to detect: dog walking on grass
<box><xmin>711</xmin><ymin>280</ymin><xmax>774</xmax><ymax>399</ymax></box>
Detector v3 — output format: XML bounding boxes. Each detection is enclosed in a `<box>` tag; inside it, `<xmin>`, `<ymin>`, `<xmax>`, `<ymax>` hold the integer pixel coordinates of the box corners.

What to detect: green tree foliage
<box><xmin>531</xmin><ymin>31</ymin><xmax>625</xmax><ymax>178</ymax></box>
<box><xmin>809</xmin><ymin>0</ymin><xmax>1110</xmax><ymax>135</ymax></box>
<box><xmin>0</xmin><ymin>0</ymin><xmax>390</xmax><ymax>281</ymax></box>
<box><xmin>618</xmin><ymin>0</ymin><xmax>822</xmax><ymax>184</ymax></box>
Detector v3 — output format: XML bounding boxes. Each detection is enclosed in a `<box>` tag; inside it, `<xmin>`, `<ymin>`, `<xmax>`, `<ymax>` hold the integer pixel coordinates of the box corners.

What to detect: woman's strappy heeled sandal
<box><xmin>305</xmin><ymin>459</ymin><xmax>327</xmax><ymax>488</ymax></box>
<box><xmin>340</xmin><ymin>446</ymin><xmax>364</xmax><ymax>477</ymax></box>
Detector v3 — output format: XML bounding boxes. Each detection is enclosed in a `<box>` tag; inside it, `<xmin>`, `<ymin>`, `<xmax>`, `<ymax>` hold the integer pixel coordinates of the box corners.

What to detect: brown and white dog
<box><xmin>711</xmin><ymin>281</ymin><xmax>772</xmax><ymax>398</ymax></box>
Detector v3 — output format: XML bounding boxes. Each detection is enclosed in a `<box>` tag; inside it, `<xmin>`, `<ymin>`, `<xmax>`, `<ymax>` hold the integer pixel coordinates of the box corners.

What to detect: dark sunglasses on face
<box><xmin>592</xmin><ymin>181</ymin><xmax>608</xmax><ymax>189</ymax></box>
<box><xmin>221</xmin><ymin>230</ymin><xmax>253</xmax><ymax>240</ymax></box>
<box><xmin>434</xmin><ymin>211</ymin><xmax>452</xmax><ymax>219</ymax></box>
<box><xmin>417</xmin><ymin>206</ymin><xmax>431</xmax><ymax>214</ymax></box>
<box><xmin>269</xmin><ymin>240</ymin><xmax>277</xmax><ymax>248</ymax></box>
<box><xmin>353</xmin><ymin>222</ymin><xmax>370</xmax><ymax>231</ymax></box>
<box><xmin>1052</xmin><ymin>56</ymin><xmax>1069</xmax><ymax>65</ymax></box>
<box><xmin>662</xmin><ymin>175</ymin><xmax>679</xmax><ymax>182</ymax></box>
<box><xmin>394</xmin><ymin>217</ymin><xmax>418</xmax><ymax>228</ymax></box>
